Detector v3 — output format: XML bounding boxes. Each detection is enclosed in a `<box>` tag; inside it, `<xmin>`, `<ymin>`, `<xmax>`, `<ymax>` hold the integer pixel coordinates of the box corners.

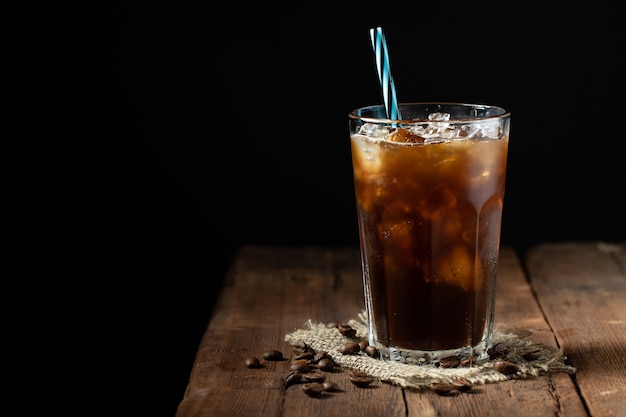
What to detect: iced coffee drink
<box><xmin>349</xmin><ymin>103</ymin><xmax>510</xmax><ymax>364</ymax></box>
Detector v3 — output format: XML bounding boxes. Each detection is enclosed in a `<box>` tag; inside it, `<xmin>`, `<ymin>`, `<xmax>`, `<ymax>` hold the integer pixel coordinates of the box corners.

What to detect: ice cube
<box><xmin>358</xmin><ymin>123</ymin><xmax>389</xmax><ymax>139</ymax></box>
<box><xmin>437</xmin><ymin>246</ymin><xmax>476</xmax><ymax>291</ymax></box>
<box><xmin>405</xmin><ymin>113</ymin><xmax>460</xmax><ymax>143</ymax></box>
<box><xmin>386</xmin><ymin>128</ymin><xmax>425</xmax><ymax>143</ymax></box>
<box><xmin>351</xmin><ymin>134</ymin><xmax>383</xmax><ymax>173</ymax></box>
<box><xmin>463</xmin><ymin>120</ymin><xmax>502</xmax><ymax>140</ymax></box>
<box><xmin>428</xmin><ymin>112</ymin><xmax>450</xmax><ymax>122</ymax></box>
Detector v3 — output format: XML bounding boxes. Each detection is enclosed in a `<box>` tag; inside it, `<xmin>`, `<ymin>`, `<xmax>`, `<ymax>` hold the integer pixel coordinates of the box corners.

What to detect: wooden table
<box><xmin>175</xmin><ymin>241</ymin><xmax>626</xmax><ymax>417</ymax></box>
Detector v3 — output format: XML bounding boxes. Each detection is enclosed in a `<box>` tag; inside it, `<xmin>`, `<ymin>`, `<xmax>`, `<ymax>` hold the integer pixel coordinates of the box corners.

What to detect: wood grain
<box><xmin>175</xmin><ymin>244</ymin><xmax>606</xmax><ymax>417</ymax></box>
<box><xmin>526</xmin><ymin>241</ymin><xmax>626</xmax><ymax>417</ymax></box>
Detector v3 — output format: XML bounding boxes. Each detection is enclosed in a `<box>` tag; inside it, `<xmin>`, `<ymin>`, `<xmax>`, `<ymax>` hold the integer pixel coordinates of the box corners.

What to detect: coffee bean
<box><xmin>439</xmin><ymin>356</ymin><xmax>461</xmax><ymax>368</ymax></box>
<box><xmin>312</xmin><ymin>350</ymin><xmax>329</xmax><ymax>363</ymax></box>
<box><xmin>302</xmin><ymin>369</ymin><xmax>326</xmax><ymax>383</ymax></box>
<box><xmin>302</xmin><ymin>382</ymin><xmax>325</xmax><ymax>397</ymax></box>
<box><xmin>495</xmin><ymin>360</ymin><xmax>520</xmax><ymax>375</ymax></box>
<box><xmin>290</xmin><ymin>360</ymin><xmax>311</xmax><ymax>373</ymax></box>
<box><xmin>358</xmin><ymin>340</ymin><xmax>369</xmax><ymax>351</ymax></box>
<box><xmin>460</xmin><ymin>356</ymin><xmax>477</xmax><ymax>367</ymax></box>
<box><xmin>244</xmin><ymin>357</ymin><xmax>261</xmax><ymax>369</ymax></box>
<box><xmin>348</xmin><ymin>370</ymin><xmax>373</xmax><ymax>388</ymax></box>
<box><xmin>430</xmin><ymin>382</ymin><xmax>456</xmax><ymax>396</ymax></box>
<box><xmin>263</xmin><ymin>350</ymin><xmax>283</xmax><ymax>361</ymax></box>
<box><xmin>337</xmin><ymin>322</ymin><xmax>357</xmax><ymax>337</ymax></box>
<box><xmin>322</xmin><ymin>380</ymin><xmax>339</xmax><ymax>392</ymax></box>
<box><xmin>339</xmin><ymin>341</ymin><xmax>360</xmax><ymax>355</ymax></box>
<box><xmin>284</xmin><ymin>371</ymin><xmax>302</xmax><ymax>387</ymax></box>
<box><xmin>488</xmin><ymin>343</ymin><xmax>510</xmax><ymax>359</ymax></box>
<box><xmin>293</xmin><ymin>348</ymin><xmax>315</xmax><ymax>361</ymax></box>
<box><xmin>451</xmin><ymin>377</ymin><xmax>473</xmax><ymax>392</ymax></box>
<box><xmin>317</xmin><ymin>358</ymin><xmax>335</xmax><ymax>372</ymax></box>
<box><xmin>365</xmin><ymin>345</ymin><xmax>380</xmax><ymax>358</ymax></box>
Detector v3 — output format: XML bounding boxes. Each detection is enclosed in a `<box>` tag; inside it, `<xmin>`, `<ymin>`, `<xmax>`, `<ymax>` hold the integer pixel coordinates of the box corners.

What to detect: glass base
<box><xmin>374</xmin><ymin>340</ymin><xmax>491</xmax><ymax>366</ymax></box>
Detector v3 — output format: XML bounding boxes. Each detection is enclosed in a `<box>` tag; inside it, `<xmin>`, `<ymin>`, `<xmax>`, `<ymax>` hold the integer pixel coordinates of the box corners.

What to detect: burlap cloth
<box><xmin>285</xmin><ymin>312</ymin><xmax>576</xmax><ymax>389</ymax></box>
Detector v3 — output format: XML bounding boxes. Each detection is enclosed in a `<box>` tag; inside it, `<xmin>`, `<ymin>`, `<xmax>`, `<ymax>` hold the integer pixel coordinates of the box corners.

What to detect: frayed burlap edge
<box><xmin>284</xmin><ymin>312</ymin><xmax>576</xmax><ymax>389</ymax></box>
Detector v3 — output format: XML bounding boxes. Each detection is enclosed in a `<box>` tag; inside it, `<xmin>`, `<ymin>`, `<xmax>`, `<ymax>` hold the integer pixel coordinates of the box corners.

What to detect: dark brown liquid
<box><xmin>352</xmin><ymin>132</ymin><xmax>508</xmax><ymax>351</ymax></box>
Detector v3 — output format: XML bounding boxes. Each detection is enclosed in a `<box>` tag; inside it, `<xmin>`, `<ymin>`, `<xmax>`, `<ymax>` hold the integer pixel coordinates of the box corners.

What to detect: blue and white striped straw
<box><xmin>369</xmin><ymin>26</ymin><xmax>401</xmax><ymax>120</ymax></box>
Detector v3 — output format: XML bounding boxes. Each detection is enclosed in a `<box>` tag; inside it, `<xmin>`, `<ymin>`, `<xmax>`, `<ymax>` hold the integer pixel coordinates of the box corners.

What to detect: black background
<box><xmin>3</xmin><ymin>3</ymin><xmax>624</xmax><ymax>416</ymax></box>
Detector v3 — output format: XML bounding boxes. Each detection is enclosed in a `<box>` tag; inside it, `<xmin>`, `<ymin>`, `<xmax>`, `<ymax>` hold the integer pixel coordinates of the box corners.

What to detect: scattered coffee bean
<box><xmin>244</xmin><ymin>357</ymin><xmax>261</xmax><ymax>369</ymax></box>
<box><xmin>302</xmin><ymin>382</ymin><xmax>325</xmax><ymax>397</ymax></box>
<box><xmin>348</xmin><ymin>370</ymin><xmax>373</xmax><ymax>388</ymax></box>
<box><xmin>460</xmin><ymin>356</ymin><xmax>477</xmax><ymax>367</ymax></box>
<box><xmin>263</xmin><ymin>350</ymin><xmax>284</xmax><ymax>361</ymax></box>
<box><xmin>290</xmin><ymin>359</ymin><xmax>311</xmax><ymax>373</ymax></box>
<box><xmin>488</xmin><ymin>342</ymin><xmax>511</xmax><ymax>359</ymax></box>
<box><xmin>430</xmin><ymin>382</ymin><xmax>456</xmax><ymax>396</ymax></box>
<box><xmin>358</xmin><ymin>340</ymin><xmax>369</xmax><ymax>351</ymax></box>
<box><xmin>339</xmin><ymin>341</ymin><xmax>360</xmax><ymax>355</ymax></box>
<box><xmin>317</xmin><ymin>358</ymin><xmax>335</xmax><ymax>372</ymax></box>
<box><xmin>293</xmin><ymin>348</ymin><xmax>315</xmax><ymax>361</ymax></box>
<box><xmin>451</xmin><ymin>377</ymin><xmax>473</xmax><ymax>392</ymax></box>
<box><xmin>365</xmin><ymin>345</ymin><xmax>380</xmax><ymax>358</ymax></box>
<box><xmin>439</xmin><ymin>356</ymin><xmax>461</xmax><ymax>368</ymax></box>
<box><xmin>302</xmin><ymin>369</ymin><xmax>326</xmax><ymax>383</ymax></box>
<box><xmin>322</xmin><ymin>380</ymin><xmax>339</xmax><ymax>392</ymax></box>
<box><xmin>495</xmin><ymin>360</ymin><xmax>520</xmax><ymax>375</ymax></box>
<box><xmin>284</xmin><ymin>371</ymin><xmax>302</xmax><ymax>387</ymax></box>
<box><xmin>312</xmin><ymin>350</ymin><xmax>329</xmax><ymax>363</ymax></box>
<box><xmin>337</xmin><ymin>323</ymin><xmax>357</xmax><ymax>337</ymax></box>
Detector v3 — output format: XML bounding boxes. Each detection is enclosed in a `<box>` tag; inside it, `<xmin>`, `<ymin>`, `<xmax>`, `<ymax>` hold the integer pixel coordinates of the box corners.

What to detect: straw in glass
<box><xmin>369</xmin><ymin>26</ymin><xmax>401</xmax><ymax>120</ymax></box>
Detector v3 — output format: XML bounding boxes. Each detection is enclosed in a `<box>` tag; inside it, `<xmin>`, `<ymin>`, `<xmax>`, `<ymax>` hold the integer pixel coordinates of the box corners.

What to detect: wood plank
<box><xmin>403</xmin><ymin>248</ymin><xmax>586</xmax><ymax>417</ymax></box>
<box><xmin>175</xmin><ymin>246</ymin><xmax>370</xmax><ymax>417</ymax></box>
<box><xmin>176</xmin><ymin>245</ymin><xmax>586</xmax><ymax>417</ymax></box>
<box><xmin>526</xmin><ymin>241</ymin><xmax>626</xmax><ymax>417</ymax></box>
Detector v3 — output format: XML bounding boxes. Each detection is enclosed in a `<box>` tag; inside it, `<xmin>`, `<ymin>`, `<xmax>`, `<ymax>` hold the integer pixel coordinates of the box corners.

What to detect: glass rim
<box><xmin>349</xmin><ymin>102</ymin><xmax>510</xmax><ymax>124</ymax></box>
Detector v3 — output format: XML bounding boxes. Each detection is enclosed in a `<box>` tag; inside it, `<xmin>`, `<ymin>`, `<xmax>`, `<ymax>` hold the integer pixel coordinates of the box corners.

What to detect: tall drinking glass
<box><xmin>349</xmin><ymin>102</ymin><xmax>511</xmax><ymax>364</ymax></box>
